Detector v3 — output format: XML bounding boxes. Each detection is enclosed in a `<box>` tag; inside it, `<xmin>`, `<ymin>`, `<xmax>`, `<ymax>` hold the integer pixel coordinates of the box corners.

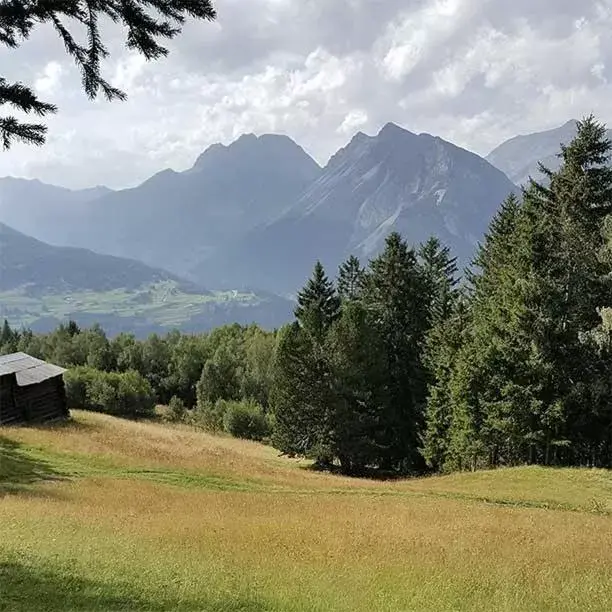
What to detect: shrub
<box><xmin>167</xmin><ymin>396</ymin><xmax>187</xmax><ymax>422</ymax></box>
<box><xmin>222</xmin><ymin>400</ymin><xmax>271</xmax><ymax>441</ymax></box>
<box><xmin>192</xmin><ymin>398</ymin><xmax>228</xmax><ymax>432</ymax></box>
<box><xmin>64</xmin><ymin>366</ymin><xmax>99</xmax><ymax>410</ymax></box>
<box><xmin>64</xmin><ymin>366</ymin><xmax>155</xmax><ymax>418</ymax></box>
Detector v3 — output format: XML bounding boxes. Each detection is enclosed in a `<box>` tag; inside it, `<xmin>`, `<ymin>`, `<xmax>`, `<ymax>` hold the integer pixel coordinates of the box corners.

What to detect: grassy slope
<box><xmin>1</xmin><ymin>412</ymin><xmax>611</xmax><ymax>611</ymax></box>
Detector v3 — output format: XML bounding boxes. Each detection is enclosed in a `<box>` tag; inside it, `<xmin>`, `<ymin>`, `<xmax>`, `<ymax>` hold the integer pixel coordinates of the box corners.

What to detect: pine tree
<box><xmin>271</xmin><ymin>263</ymin><xmax>340</xmax><ymax>466</ymax></box>
<box><xmin>1</xmin><ymin>1</ymin><xmax>216</xmax><ymax>148</ymax></box>
<box><xmin>362</xmin><ymin>232</ymin><xmax>429</xmax><ymax>471</ymax></box>
<box><xmin>440</xmin><ymin>193</ymin><xmax>547</xmax><ymax>469</ymax></box>
<box><xmin>325</xmin><ymin>301</ymin><xmax>387</xmax><ymax>474</ymax></box>
<box><xmin>421</xmin><ymin>295</ymin><xmax>469</xmax><ymax>471</ymax></box>
<box><xmin>295</xmin><ymin>261</ymin><xmax>341</xmax><ymax>342</ymax></box>
<box><xmin>418</xmin><ymin>237</ymin><xmax>459</xmax><ymax>327</ymax></box>
<box><xmin>337</xmin><ymin>255</ymin><xmax>365</xmax><ymax>302</ymax></box>
<box><xmin>438</xmin><ymin>117</ymin><xmax>612</xmax><ymax>471</ymax></box>
<box><xmin>0</xmin><ymin>319</ymin><xmax>17</xmax><ymax>353</ymax></box>
<box><xmin>271</xmin><ymin>323</ymin><xmax>333</xmax><ymax>463</ymax></box>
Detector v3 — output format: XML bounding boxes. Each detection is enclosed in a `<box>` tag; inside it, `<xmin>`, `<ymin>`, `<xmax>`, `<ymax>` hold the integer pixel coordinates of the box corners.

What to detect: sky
<box><xmin>1</xmin><ymin>0</ymin><xmax>612</xmax><ymax>190</ymax></box>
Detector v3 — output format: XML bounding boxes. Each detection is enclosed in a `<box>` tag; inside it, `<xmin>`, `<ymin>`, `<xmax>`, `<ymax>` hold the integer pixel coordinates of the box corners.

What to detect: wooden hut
<box><xmin>0</xmin><ymin>353</ymin><xmax>68</xmax><ymax>425</ymax></box>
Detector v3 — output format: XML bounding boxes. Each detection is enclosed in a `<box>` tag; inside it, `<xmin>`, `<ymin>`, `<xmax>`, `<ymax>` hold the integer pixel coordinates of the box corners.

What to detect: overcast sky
<box><xmin>1</xmin><ymin>0</ymin><xmax>611</xmax><ymax>189</ymax></box>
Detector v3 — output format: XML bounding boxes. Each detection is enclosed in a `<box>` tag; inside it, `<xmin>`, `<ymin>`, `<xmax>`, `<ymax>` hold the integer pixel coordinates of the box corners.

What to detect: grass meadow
<box><xmin>1</xmin><ymin>411</ymin><xmax>612</xmax><ymax>611</ymax></box>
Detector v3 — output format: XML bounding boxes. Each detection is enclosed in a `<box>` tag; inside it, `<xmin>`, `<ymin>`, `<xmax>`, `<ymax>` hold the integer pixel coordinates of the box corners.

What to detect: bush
<box><xmin>191</xmin><ymin>398</ymin><xmax>228</xmax><ymax>432</ymax></box>
<box><xmin>64</xmin><ymin>366</ymin><xmax>155</xmax><ymax>418</ymax></box>
<box><xmin>167</xmin><ymin>396</ymin><xmax>186</xmax><ymax>422</ymax></box>
<box><xmin>222</xmin><ymin>400</ymin><xmax>271</xmax><ymax>441</ymax></box>
<box><xmin>64</xmin><ymin>366</ymin><xmax>99</xmax><ymax>410</ymax></box>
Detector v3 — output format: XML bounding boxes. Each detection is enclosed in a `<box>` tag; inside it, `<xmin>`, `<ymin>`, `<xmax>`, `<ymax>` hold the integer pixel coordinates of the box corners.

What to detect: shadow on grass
<box><xmin>0</xmin><ymin>436</ymin><xmax>67</xmax><ymax>497</ymax></box>
<box><xmin>34</xmin><ymin>416</ymin><xmax>97</xmax><ymax>433</ymax></box>
<box><xmin>0</xmin><ymin>560</ymin><xmax>268</xmax><ymax>612</ymax></box>
<box><xmin>303</xmin><ymin>462</ymin><xmax>418</xmax><ymax>482</ymax></box>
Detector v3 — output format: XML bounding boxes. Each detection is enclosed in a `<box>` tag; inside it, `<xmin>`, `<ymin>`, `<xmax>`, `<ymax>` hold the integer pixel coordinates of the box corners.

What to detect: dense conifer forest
<box><xmin>3</xmin><ymin>116</ymin><xmax>612</xmax><ymax>475</ymax></box>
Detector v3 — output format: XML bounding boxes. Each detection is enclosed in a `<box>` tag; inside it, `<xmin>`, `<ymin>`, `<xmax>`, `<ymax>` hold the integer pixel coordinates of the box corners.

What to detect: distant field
<box><xmin>1</xmin><ymin>412</ymin><xmax>611</xmax><ymax>611</ymax></box>
<box><xmin>0</xmin><ymin>281</ymin><xmax>289</xmax><ymax>335</ymax></box>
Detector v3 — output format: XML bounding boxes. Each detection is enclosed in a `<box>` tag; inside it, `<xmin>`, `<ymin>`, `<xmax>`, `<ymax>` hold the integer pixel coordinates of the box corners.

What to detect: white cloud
<box><xmin>34</xmin><ymin>61</ymin><xmax>63</xmax><ymax>96</ymax></box>
<box><xmin>338</xmin><ymin>110</ymin><xmax>369</xmax><ymax>135</ymax></box>
<box><xmin>1</xmin><ymin>0</ymin><xmax>612</xmax><ymax>188</ymax></box>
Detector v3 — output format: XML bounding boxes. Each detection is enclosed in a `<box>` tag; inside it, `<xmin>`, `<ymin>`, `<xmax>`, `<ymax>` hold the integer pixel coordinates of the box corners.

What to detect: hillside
<box><xmin>487</xmin><ymin>120</ymin><xmax>612</xmax><ymax>186</ymax></box>
<box><xmin>1</xmin><ymin>411</ymin><xmax>611</xmax><ymax>611</ymax></box>
<box><xmin>0</xmin><ymin>222</ymin><xmax>196</xmax><ymax>294</ymax></box>
<box><xmin>0</xmin><ymin>223</ymin><xmax>294</xmax><ymax>335</ymax></box>
<box><xmin>197</xmin><ymin>123</ymin><xmax>518</xmax><ymax>295</ymax></box>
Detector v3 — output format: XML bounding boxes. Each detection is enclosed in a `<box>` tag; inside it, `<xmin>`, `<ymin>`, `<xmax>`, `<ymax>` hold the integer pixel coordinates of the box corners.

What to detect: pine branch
<box><xmin>0</xmin><ymin>78</ymin><xmax>57</xmax><ymax>115</ymax></box>
<box><xmin>0</xmin><ymin>116</ymin><xmax>47</xmax><ymax>148</ymax></box>
<box><xmin>0</xmin><ymin>0</ymin><xmax>217</xmax><ymax>148</ymax></box>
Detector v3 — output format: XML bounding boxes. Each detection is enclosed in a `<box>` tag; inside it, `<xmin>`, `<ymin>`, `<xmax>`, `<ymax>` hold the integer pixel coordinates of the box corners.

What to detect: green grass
<box><xmin>1</xmin><ymin>412</ymin><xmax>612</xmax><ymax>611</ymax></box>
<box><xmin>0</xmin><ymin>281</ymin><xmax>264</xmax><ymax>329</ymax></box>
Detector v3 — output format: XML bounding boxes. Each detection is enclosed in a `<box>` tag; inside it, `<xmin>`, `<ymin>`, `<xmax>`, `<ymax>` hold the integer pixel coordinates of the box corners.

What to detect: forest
<box><xmin>2</xmin><ymin>116</ymin><xmax>612</xmax><ymax>476</ymax></box>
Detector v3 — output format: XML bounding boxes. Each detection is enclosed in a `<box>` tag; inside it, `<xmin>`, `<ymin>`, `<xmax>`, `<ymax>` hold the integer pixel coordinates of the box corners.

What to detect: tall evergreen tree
<box><xmin>294</xmin><ymin>261</ymin><xmax>341</xmax><ymax>342</ymax></box>
<box><xmin>437</xmin><ymin>117</ymin><xmax>612</xmax><ymax>470</ymax></box>
<box><xmin>272</xmin><ymin>263</ymin><xmax>340</xmax><ymax>466</ymax></box>
<box><xmin>421</xmin><ymin>295</ymin><xmax>469</xmax><ymax>471</ymax></box>
<box><xmin>362</xmin><ymin>232</ymin><xmax>429</xmax><ymax>470</ymax></box>
<box><xmin>326</xmin><ymin>301</ymin><xmax>387</xmax><ymax>474</ymax></box>
<box><xmin>0</xmin><ymin>319</ymin><xmax>17</xmax><ymax>353</ymax></box>
<box><xmin>271</xmin><ymin>323</ymin><xmax>334</xmax><ymax>464</ymax></box>
<box><xmin>418</xmin><ymin>237</ymin><xmax>459</xmax><ymax>327</ymax></box>
<box><xmin>337</xmin><ymin>255</ymin><xmax>365</xmax><ymax>302</ymax></box>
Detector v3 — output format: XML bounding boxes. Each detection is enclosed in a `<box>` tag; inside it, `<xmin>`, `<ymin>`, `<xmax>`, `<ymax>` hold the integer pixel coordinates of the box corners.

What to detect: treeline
<box><xmin>3</xmin><ymin>116</ymin><xmax>612</xmax><ymax>474</ymax></box>
<box><xmin>0</xmin><ymin>319</ymin><xmax>277</xmax><ymax>440</ymax></box>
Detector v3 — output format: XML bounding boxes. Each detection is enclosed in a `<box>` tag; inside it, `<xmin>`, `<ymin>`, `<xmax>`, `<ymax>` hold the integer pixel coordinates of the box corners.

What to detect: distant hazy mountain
<box><xmin>195</xmin><ymin>123</ymin><xmax>517</xmax><ymax>295</ymax></box>
<box><xmin>0</xmin><ymin>222</ymin><xmax>195</xmax><ymax>293</ymax></box>
<box><xmin>0</xmin><ymin>177</ymin><xmax>113</xmax><ymax>246</ymax></box>
<box><xmin>486</xmin><ymin>120</ymin><xmax>612</xmax><ymax>186</ymax></box>
<box><xmin>0</xmin><ymin>134</ymin><xmax>321</xmax><ymax>278</ymax></box>
<box><xmin>0</xmin><ymin>223</ymin><xmax>294</xmax><ymax>336</ymax></box>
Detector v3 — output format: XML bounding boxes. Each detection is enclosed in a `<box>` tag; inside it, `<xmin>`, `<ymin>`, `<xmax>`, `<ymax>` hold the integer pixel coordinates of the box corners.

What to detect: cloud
<box><xmin>1</xmin><ymin>0</ymin><xmax>611</xmax><ymax>189</ymax></box>
<box><xmin>34</xmin><ymin>61</ymin><xmax>64</xmax><ymax>96</ymax></box>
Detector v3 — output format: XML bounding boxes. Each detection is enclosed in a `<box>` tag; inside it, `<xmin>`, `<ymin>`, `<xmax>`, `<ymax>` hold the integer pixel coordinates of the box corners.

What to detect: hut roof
<box><xmin>0</xmin><ymin>352</ymin><xmax>66</xmax><ymax>387</ymax></box>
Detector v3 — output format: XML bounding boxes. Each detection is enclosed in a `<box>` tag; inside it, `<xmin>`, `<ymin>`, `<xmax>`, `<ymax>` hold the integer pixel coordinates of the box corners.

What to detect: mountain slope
<box><xmin>0</xmin><ymin>223</ymin><xmax>293</xmax><ymax>336</ymax></box>
<box><xmin>0</xmin><ymin>222</ymin><xmax>193</xmax><ymax>293</ymax></box>
<box><xmin>0</xmin><ymin>178</ymin><xmax>113</xmax><ymax>246</ymax></box>
<box><xmin>0</xmin><ymin>135</ymin><xmax>321</xmax><ymax>278</ymax></box>
<box><xmin>486</xmin><ymin>120</ymin><xmax>612</xmax><ymax>186</ymax></box>
<box><xmin>195</xmin><ymin>123</ymin><xmax>518</xmax><ymax>295</ymax></box>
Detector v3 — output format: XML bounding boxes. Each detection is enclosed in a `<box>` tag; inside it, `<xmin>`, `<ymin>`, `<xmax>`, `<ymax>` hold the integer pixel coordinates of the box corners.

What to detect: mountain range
<box><xmin>199</xmin><ymin>123</ymin><xmax>517</xmax><ymax>294</ymax></box>
<box><xmin>486</xmin><ymin>119</ymin><xmax>612</xmax><ymax>186</ymax></box>
<box><xmin>0</xmin><ymin>117</ymin><xmax>590</xmax><ymax>332</ymax></box>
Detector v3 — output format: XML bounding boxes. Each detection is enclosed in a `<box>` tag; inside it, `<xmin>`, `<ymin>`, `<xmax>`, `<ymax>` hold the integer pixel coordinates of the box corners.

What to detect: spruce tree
<box><xmin>0</xmin><ymin>319</ymin><xmax>17</xmax><ymax>353</ymax></box>
<box><xmin>272</xmin><ymin>263</ymin><xmax>340</xmax><ymax>466</ymax></box>
<box><xmin>438</xmin><ymin>117</ymin><xmax>612</xmax><ymax>470</ymax></box>
<box><xmin>271</xmin><ymin>323</ymin><xmax>333</xmax><ymax>463</ymax></box>
<box><xmin>362</xmin><ymin>232</ymin><xmax>429</xmax><ymax>471</ymax></box>
<box><xmin>337</xmin><ymin>255</ymin><xmax>365</xmax><ymax>302</ymax></box>
<box><xmin>439</xmin><ymin>193</ymin><xmax>546</xmax><ymax>469</ymax></box>
<box><xmin>295</xmin><ymin>261</ymin><xmax>341</xmax><ymax>342</ymax></box>
<box><xmin>421</xmin><ymin>295</ymin><xmax>469</xmax><ymax>471</ymax></box>
<box><xmin>418</xmin><ymin>237</ymin><xmax>459</xmax><ymax>327</ymax></box>
<box><xmin>326</xmin><ymin>301</ymin><xmax>387</xmax><ymax>474</ymax></box>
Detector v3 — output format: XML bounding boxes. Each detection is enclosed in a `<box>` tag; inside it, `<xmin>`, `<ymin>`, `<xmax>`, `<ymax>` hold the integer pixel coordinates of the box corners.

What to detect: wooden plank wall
<box><xmin>1</xmin><ymin>375</ymin><xmax>69</xmax><ymax>425</ymax></box>
<box><xmin>0</xmin><ymin>374</ymin><xmax>22</xmax><ymax>425</ymax></box>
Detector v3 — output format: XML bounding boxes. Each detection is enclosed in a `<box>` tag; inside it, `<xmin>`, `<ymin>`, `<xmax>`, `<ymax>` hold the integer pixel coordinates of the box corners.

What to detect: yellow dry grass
<box><xmin>1</xmin><ymin>411</ymin><xmax>612</xmax><ymax>611</ymax></box>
